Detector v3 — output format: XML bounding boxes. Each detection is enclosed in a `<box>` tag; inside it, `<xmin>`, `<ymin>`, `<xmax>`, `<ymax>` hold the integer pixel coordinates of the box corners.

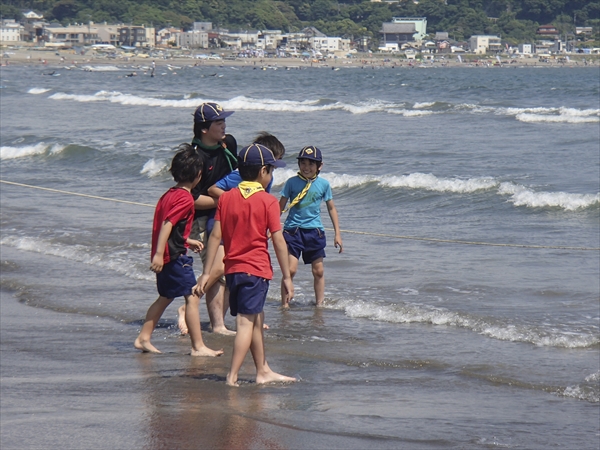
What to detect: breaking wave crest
<box><xmin>0</xmin><ymin>235</ymin><xmax>152</xmax><ymax>281</ymax></box>
<box><xmin>327</xmin><ymin>297</ymin><xmax>599</xmax><ymax>349</ymax></box>
<box><xmin>38</xmin><ymin>89</ymin><xmax>599</xmax><ymax>123</ymax></box>
<box><xmin>0</xmin><ymin>143</ymin><xmax>66</xmax><ymax>160</ymax></box>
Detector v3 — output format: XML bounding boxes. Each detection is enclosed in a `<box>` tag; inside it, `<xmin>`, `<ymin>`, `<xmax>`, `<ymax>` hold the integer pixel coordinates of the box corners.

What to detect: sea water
<box><xmin>1</xmin><ymin>62</ymin><xmax>598</xmax><ymax>449</ymax></box>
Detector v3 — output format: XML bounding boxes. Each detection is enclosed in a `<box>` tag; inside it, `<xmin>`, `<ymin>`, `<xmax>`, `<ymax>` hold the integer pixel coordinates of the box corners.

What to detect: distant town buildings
<box><xmin>0</xmin><ymin>11</ymin><xmax>597</xmax><ymax>56</ymax></box>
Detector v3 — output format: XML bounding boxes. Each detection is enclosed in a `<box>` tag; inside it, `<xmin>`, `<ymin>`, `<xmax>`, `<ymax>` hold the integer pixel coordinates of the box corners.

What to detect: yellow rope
<box><xmin>2</xmin><ymin>179</ymin><xmax>599</xmax><ymax>252</ymax></box>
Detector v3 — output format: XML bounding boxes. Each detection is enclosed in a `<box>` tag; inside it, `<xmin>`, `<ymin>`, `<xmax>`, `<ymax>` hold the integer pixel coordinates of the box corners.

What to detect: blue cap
<box><xmin>297</xmin><ymin>145</ymin><xmax>322</xmax><ymax>162</ymax></box>
<box><xmin>238</xmin><ymin>143</ymin><xmax>286</xmax><ymax>168</ymax></box>
<box><xmin>193</xmin><ymin>102</ymin><xmax>234</xmax><ymax>123</ymax></box>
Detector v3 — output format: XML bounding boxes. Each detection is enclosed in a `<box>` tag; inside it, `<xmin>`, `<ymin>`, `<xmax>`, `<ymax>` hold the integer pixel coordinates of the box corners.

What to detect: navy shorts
<box><xmin>226</xmin><ymin>273</ymin><xmax>270</xmax><ymax>316</ymax></box>
<box><xmin>283</xmin><ymin>227</ymin><xmax>326</xmax><ymax>264</ymax></box>
<box><xmin>156</xmin><ymin>254</ymin><xmax>196</xmax><ymax>299</ymax></box>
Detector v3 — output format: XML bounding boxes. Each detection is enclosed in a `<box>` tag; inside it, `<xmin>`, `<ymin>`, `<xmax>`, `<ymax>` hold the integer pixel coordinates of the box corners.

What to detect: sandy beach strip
<box><xmin>2</xmin><ymin>46</ymin><xmax>597</xmax><ymax>69</ymax></box>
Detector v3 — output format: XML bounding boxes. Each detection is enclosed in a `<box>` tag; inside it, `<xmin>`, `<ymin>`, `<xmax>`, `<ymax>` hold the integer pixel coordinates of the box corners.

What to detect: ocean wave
<box><xmin>141</xmin><ymin>158</ymin><xmax>169</xmax><ymax>178</ymax></box>
<box><xmin>27</xmin><ymin>87</ymin><xmax>51</xmax><ymax>94</ymax></box>
<box><xmin>0</xmin><ymin>142</ymin><xmax>66</xmax><ymax>160</ymax></box>
<box><xmin>328</xmin><ymin>298</ymin><xmax>599</xmax><ymax>349</ymax></box>
<box><xmin>38</xmin><ymin>89</ymin><xmax>600</xmax><ymax>123</ymax></box>
<box><xmin>274</xmin><ymin>171</ymin><xmax>598</xmax><ymax>211</ymax></box>
<box><xmin>379</xmin><ymin>173</ymin><xmax>497</xmax><ymax>193</ymax></box>
<box><xmin>505</xmin><ymin>106</ymin><xmax>600</xmax><ymax>123</ymax></box>
<box><xmin>0</xmin><ymin>235</ymin><xmax>152</xmax><ymax>281</ymax></box>
<box><xmin>559</xmin><ymin>371</ymin><xmax>600</xmax><ymax>403</ymax></box>
<box><xmin>499</xmin><ymin>182</ymin><xmax>600</xmax><ymax>211</ymax></box>
<box><xmin>80</xmin><ymin>65</ymin><xmax>122</xmax><ymax>72</ymax></box>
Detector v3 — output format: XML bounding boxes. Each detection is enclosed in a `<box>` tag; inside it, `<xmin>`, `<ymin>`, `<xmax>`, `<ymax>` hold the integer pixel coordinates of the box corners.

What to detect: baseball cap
<box><xmin>297</xmin><ymin>145</ymin><xmax>322</xmax><ymax>162</ymax></box>
<box><xmin>238</xmin><ymin>143</ymin><xmax>286</xmax><ymax>168</ymax></box>
<box><xmin>193</xmin><ymin>102</ymin><xmax>234</xmax><ymax>123</ymax></box>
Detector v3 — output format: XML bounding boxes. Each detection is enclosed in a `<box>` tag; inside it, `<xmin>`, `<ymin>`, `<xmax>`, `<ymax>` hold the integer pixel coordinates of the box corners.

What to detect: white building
<box><xmin>257</xmin><ymin>30</ymin><xmax>283</xmax><ymax>50</ymax></box>
<box><xmin>468</xmin><ymin>35</ymin><xmax>502</xmax><ymax>54</ymax></box>
<box><xmin>178</xmin><ymin>30</ymin><xmax>209</xmax><ymax>49</ymax></box>
<box><xmin>44</xmin><ymin>24</ymin><xmax>101</xmax><ymax>45</ymax></box>
<box><xmin>1</xmin><ymin>20</ymin><xmax>24</xmax><ymax>43</ymax></box>
<box><xmin>310</xmin><ymin>36</ymin><xmax>350</xmax><ymax>53</ymax></box>
<box><xmin>157</xmin><ymin>27</ymin><xmax>181</xmax><ymax>46</ymax></box>
<box><xmin>518</xmin><ymin>43</ymin><xmax>534</xmax><ymax>54</ymax></box>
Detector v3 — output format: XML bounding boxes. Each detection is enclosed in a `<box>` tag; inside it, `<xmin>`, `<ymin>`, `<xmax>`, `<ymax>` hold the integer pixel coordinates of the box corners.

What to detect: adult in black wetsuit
<box><xmin>185</xmin><ymin>102</ymin><xmax>238</xmax><ymax>335</ymax></box>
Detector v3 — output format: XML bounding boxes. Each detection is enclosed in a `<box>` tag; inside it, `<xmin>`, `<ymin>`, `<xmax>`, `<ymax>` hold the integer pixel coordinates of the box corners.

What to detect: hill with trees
<box><xmin>1</xmin><ymin>0</ymin><xmax>598</xmax><ymax>46</ymax></box>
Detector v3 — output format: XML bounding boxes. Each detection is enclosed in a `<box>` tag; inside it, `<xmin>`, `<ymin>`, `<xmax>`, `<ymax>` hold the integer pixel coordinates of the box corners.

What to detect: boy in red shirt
<box><xmin>134</xmin><ymin>144</ymin><xmax>223</xmax><ymax>357</ymax></box>
<box><xmin>196</xmin><ymin>144</ymin><xmax>296</xmax><ymax>386</ymax></box>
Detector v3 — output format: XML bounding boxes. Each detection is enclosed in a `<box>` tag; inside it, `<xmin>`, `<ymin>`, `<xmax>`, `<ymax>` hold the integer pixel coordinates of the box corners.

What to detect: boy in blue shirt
<box><xmin>278</xmin><ymin>146</ymin><xmax>343</xmax><ymax>308</ymax></box>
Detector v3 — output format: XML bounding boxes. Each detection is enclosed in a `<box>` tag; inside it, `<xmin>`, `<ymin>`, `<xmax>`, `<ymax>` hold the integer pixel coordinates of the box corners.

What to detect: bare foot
<box><xmin>226</xmin><ymin>373</ymin><xmax>240</xmax><ymax>387</ymax></box>
<box><xmin>190</xmin><ymin>346</ymin><xmax>224</xmax><ymax>357</ymax></box>
<box><xmin>134</xmin><ymin>338</ymin><xmax>162</xmax><ymax>354</ymax></box>
<box><xmin>256</xmin><ymin>371</ymin><xmax>297</xmax><ymax>385</ymax></box>
<box><xmin>211</xmin><ymin>326</ymin><xmax>236</xmax><ymax>336</ymax></box>
<box><xmin>177</xmin><ymin>305</ymin><xmax>188</xmax><ymax>335</ymax></box>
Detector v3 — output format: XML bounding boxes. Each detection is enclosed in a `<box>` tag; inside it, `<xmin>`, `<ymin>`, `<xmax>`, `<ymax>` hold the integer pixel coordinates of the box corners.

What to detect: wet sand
<box><xmin>1</xmin><ymin>288</ymin><xmax>412</xmax><ymax>449</ymax></box>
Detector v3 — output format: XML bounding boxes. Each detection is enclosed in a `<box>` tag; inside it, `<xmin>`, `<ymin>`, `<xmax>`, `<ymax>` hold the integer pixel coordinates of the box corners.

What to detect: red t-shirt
<box><xmin>215</xmin><ymin>188</ymin><xmax>282</xmax><ymax>279</ymax></box>
<box><xmin>151</xmin><ymin>187</ymin><xmax>195</xmax><ymax>264</ymax></box>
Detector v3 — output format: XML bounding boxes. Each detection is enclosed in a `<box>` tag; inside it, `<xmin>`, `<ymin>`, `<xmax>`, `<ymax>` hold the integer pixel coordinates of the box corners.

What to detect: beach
<box><xmin>2</xmin><ymin>45</ymin><xmax>598</xmax><ymax>69</ymax></box>
<box><xmin>1</xmin><ymin>59</ymin><xmax>598</xmax><ymax>449</ymax></box>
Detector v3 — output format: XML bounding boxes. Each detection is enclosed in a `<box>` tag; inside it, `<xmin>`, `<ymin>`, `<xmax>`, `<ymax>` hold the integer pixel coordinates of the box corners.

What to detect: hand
<box><xmin>194</xmin><ymin>273</ymin><xmax>210</xmax><ymax>296</ymax></box>
<box><xmin>187</xmin><ymin>238</ymin><xmax>204</xmax><ymax>253</ymax></box>
<box><xmin>150</xmin><ymin>254</ymin><xmax>164</xmax><ymax>273</ymax></box>
<box><xmin>334</xmin><ymin>235</ymin><xmax>343</xmax><ymax>253</ymax></box>
<box><xmin>282</xmin><ymin>278</ymin><xmax>294</xmax><ymax>306</ymax></box>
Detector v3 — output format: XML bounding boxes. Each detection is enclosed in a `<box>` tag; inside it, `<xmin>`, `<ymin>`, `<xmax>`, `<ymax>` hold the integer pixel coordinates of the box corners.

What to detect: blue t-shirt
<box><xmin>281</xmin><ymin>176</ymin><xmax>332</xmax><ymax>230</ymax></box>
<box><xmin>215</xmin><ymin>170</ymin><xmax>273</xmax><ymax>193</ymax></box>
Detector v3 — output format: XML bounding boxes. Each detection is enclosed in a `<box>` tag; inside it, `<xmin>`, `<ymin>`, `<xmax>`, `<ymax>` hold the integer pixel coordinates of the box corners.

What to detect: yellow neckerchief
<box><xmin>238</xmin><ymin>181</ymin><xmax>264</xmax><ymax>199</ymax></box>
<box><xmin>283</xmin><ymin>172</ymin><xmax>317</xmax><ymax>213</ymax></box>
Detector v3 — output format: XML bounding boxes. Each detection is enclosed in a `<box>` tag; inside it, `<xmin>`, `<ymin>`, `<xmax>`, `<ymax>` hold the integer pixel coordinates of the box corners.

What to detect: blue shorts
<box><xmin>226</xmin><ymin>273</ymin><xmax>270</xmax><ymax>316</ymax></box>
<box><xmin>283</xmin><ymin>227</ymin><xmax>326</xmax><ymax>264</ymax></box>
<box><xmin>156</xmin><ymin>254</ymin><xmax>196</xmax><ymax>299</ymax></box>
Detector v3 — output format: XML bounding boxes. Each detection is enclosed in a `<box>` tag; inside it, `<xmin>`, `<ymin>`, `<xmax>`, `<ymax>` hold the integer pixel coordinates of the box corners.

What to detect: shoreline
<box><xmin>2</xmin><ymin>46</ymin><xmax>598</xmax><ymax>69</ymax></box>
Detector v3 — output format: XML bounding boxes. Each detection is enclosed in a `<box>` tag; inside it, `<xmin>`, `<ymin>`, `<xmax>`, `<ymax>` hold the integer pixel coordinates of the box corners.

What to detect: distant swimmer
<box><xmin>43</xmin><ymin>71</ymin><xmax>56</xmax><ymax>76</ymax></box>
<box><xmin>125</xmin><ymin>72</ymin><xmax>137</xmax><ymax>77</ymax></box>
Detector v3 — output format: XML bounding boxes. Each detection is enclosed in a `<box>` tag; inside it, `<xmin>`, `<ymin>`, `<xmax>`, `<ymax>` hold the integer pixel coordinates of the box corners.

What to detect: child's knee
<box><xmin>184</xmin><ymin>294</ymin><xmax>200</xmax><ymax>306</ymax></box>
<box><xmin>311</xmin><ymin>263</ymin><xmax>324</xmax><ymax>279</ymax></box>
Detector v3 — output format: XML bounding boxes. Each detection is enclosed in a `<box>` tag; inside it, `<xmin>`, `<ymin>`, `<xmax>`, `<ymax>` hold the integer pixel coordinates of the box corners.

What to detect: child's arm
<box><xmin>194</xmin><ymin>220</ymin><xmax>222</xmax><ymax>295</ymax></box>
<box><xmin>186</xmin><ymin>237</ymin><xmax>203</xmax><ymax>253</ymax></box>
<box><xmin>208</xmin><ymin>185</ymin><xmax>225</xmax><ymax>199</ymax></box>
<box><xmin>194</xmin><ymin>195</ymin><xmax>218</xmax><ymax>211</ymax></box>
<box><xmin>278</xmin><ymin>196</ymin><xmax>288</xmax><ymax>215</ymax></box>
<box><xmin>150</xmin><ymin>220</ymin><xmax>173</xmax><ymax>273</ymax></box>
<box><xmin>326</xmin><ymin>199</ymin><xmax>343</xmax><ymax>253</ymax></box>
<box><xmin>272</xmin><ymin>229</ymin><xmax>294</xmax><ymax>303</ymax></box>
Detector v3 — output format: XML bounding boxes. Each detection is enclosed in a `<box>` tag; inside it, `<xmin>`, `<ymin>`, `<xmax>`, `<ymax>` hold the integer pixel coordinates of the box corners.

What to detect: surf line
<box><xmin>1</xmin><ymin>179</ymin><xmax>599</xmax><ymax>252</ymax></box>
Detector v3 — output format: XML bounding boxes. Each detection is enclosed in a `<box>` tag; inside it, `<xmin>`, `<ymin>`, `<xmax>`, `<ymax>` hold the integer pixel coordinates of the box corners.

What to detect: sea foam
<box><xmin>0</xmin><ymin>235</ymin><xmax>152</xmax><ymax>281</ymax></box>
<box><xmin>40</xmin><ymin>89</ymin><xmax>600</xmax><ymax>124</ymax></box>
<box><xmin>328</xmin><ymin>297</ymin><xmax>599</xmax><ymax>349</ymax></box>
<box><xmin>27</xmin><ymin>88</ymin><xmax>51</xmax><ymax>94</ymax></box>
<box><xmin>141</xmin><ymin>158</ymin><xmax>168</xmax><ymax>177</ymax></box>
<box><xmin>0</xmin><ymin>143</ymin><xmax>66</xmax><ymax>160</ymax></box>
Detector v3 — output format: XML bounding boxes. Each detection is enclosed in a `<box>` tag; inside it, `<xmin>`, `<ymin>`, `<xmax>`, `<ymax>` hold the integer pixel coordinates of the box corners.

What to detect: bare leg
<box><xmin>134</xmin><ymin>296</ymin><xmax>173</xmax><ymax>354</ymax></box>
<box><xmin>184</xmin><ymin>293</ymin><xmax>224</xmax><ymax>357</ymax></box>
<box><xmin>252</xmin><ymin>312</ymin><xmax>296</xmax><ymax>385</ymax></box>
<box><xmin>206</xmin><ymin>246</ymin><xmax>235</xmax><ymax>335</ymax></box>
<box><xmin>177</xmin><ymin>304</ymin><xmax>188</xmax><ymax>335</ymax></box>
<box><xmin>312</xmin><ymin>258</ymin><xmax>325</xmax><ymax>307</ymax></box>
<box><xmin>226</xmin><ymin>313</ymin><xmax>255</xmax><ymax>386</ymax></box>
<box><xmin>281</xmin><ymin>255</ymin><xmax>298</xmax><ymax>308</ymax></box>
